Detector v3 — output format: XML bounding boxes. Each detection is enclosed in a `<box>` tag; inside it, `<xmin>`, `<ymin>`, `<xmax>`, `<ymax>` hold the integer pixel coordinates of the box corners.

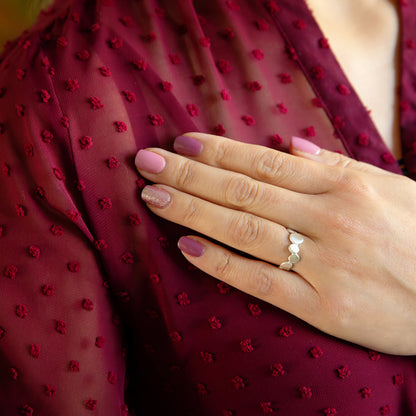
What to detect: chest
<box><xmin>305</xmin><ymin>0</ymin><xmax>400</xmax><ymax>156</ymax></box>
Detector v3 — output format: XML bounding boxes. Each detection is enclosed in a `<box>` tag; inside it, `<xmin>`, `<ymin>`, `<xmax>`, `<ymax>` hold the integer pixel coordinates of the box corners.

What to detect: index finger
<box><xmin>173</xmin><ymin>133</ymin><xmax>343</xmax><ymax>194</ymax></box>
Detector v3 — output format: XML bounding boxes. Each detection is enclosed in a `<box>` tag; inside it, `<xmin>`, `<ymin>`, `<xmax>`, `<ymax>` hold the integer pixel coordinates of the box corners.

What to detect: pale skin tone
<box><xmin>306</xmin><ymin>0</ymin><xmax>401</xmax><ymax>157</ymax></box>
<box><xmin>135</xmin><ymin>0</ymin><xmax>416</xmax><ymax>356</ymax></box>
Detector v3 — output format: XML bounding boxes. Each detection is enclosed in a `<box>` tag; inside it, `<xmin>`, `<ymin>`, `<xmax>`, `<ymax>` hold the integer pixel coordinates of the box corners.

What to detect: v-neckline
<box><xmin>259</xmin><ymin>0</ymin><xmax>405</xmax><ymax>176</ymax></box>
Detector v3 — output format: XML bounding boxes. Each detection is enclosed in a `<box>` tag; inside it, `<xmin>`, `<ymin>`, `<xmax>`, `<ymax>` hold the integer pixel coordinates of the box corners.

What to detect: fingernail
<box><xmin>174</xmin><ymin>135</ymin><xmax>203</xmax><ymax>156</ymax></box>
<box><xmin>291</xmin><ymin>136</ymin><xmax>321</xmax><ymax>155</ymax></box>
<box><xmin>135</xmin><ymin>150</ymin><xmax>166</xmax><ymax>173</ymax></box>
<box><xmin>178</xmin><ymin>236</ymin><xmax>205</xmax><ymax>257</ymax></box>
<box><xmin>141</xmin><ymin>185</ymin><xmax>171</xmax><ymax>208</ymax></box>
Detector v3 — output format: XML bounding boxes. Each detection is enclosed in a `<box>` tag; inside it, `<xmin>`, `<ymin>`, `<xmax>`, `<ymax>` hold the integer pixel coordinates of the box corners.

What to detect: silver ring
<box><xmin>279</xmin><ymin>228</ymin><xmax>304</xmax><ymax>271</ymax></box>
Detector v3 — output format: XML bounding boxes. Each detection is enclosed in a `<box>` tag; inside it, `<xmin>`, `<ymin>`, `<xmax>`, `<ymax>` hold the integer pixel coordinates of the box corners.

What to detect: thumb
<box><xmin>289</xmin><ymin>136</ymin><xmax>390</xmax><ymax>175</ymax></box>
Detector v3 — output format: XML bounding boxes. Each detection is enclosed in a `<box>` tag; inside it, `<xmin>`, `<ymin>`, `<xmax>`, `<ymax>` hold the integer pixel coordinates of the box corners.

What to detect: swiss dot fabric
<box><xmin>0</xmin><ymin>0</ymin><xmax>415</xmax><ymax>415</ymax></box>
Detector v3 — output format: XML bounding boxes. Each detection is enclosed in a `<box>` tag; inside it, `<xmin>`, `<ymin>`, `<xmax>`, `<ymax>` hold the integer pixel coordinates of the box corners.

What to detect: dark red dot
<box><xmin>85</xmin><ymin>398</ymin><xmax>97</xmax><ymax>411</ymax></box>
<box><xmin>299</xmin><ymin>386</ymin><xmax>312</xmax><ymax>399</ymax></box>
<box><xmin>107</xmin><ymin>371</ymin><xmax>117</xmax><ymax>384</ymax></box>
<box><xmin>16</xmin><ymin>304</ymin><xmax>28</xmax><ymax>318</ymax></box>
<box><xmin>4</xmin><ymin>264</ymin><xmax>18</xmax><ymax>279</ymax></box>
<box><xmin>240</xmin><ymin>338</ymin><xmax>254</xmax><ymax>352</ymax></box>
<box><xmin>44</xmin><ymin>384</ymin><xmax>57</xmax><ymax>396</ymax></box>
<box><xmin>56</xmin><ymin>319</ymin><xmax>67</xmax><ymax>334</ymax></box>
<box><xmin>41</xmin><ymin>284</ymin><xmax>55</xmax><ymax>296</ymax></box>
<box><xmin>68</xmin><ymin>360</ymin><xmax>80</xmax><ymax>372</ymax></box>
<box><xmin>270</xmin><ymin>363</ymin><xmax>285</xmax><ymax>376</ymax></box>
<box><xmin>95</xmin><ymin>336</ymin><xmax>105</xmax><ymax>348</ymax></box>
<box><xmin>30</xmin><ymin>343</ymin><xmax>41</xmax><ymax>358</ymax></box>
<box><xmin>82</xmin><ymin>299</ymin><xmax>94</xmax><ymax>311</ymax></box>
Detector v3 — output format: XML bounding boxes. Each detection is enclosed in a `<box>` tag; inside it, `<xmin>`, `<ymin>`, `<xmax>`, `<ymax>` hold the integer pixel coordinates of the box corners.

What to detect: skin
<box><xmin>305</xmin><ymin>0</ymin><xmax>401</xmax><ymax>157</ymax></box>
<box><xmin>136</xmin><ymin>133</ymin><xmax>416</xmax><ymax>355</ymax></box>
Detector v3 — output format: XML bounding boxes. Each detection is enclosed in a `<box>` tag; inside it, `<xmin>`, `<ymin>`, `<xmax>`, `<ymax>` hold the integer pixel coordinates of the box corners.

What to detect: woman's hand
<box><xmin>135</xmin><ymin>133</ymin><xmax>416</xmax><ymax>355</ymax></box>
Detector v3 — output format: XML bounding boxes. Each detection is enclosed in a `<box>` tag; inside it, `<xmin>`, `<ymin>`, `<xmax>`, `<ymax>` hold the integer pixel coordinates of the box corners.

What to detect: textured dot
<box><xmin>393</xmin><ymin>374</ymin><xmax>404</xmax><ymax>385</ymax></box>
<box><xmin>44</xmin><ymin>384</ymin><xmax>57</xmax><ymax>397</ymax></box>
<box><xmin>216</xmin><ymin>59</ymin><xmax>232</xmax><ymax>74</ymax></box>
<box><xmin>246</xmin><ymin>81</ymin><xmax>262</xmax><ymax>91</ymax></box>
<box><xmin>99</xmin><ymin>66</ymin><xmax>112</xmax><ymax>76</ymax></box>
<box><xmin>41</xmin><ymin>284</ymin><xmax>55</xmax><ymax>296</ymax></box>
<box><xmin>68</xmin><ymin>360</ymin><xmax>80</xmax><ymax>372</ymax></box>
<box><xmin>50</xmin><ymin>224</ymin><xmax>64</xmax><ymax>236</ymax></box>
<box><xmin>95</xmin><ymin>336</ymin><xmax>106</xmax><ymax>348</ymax></box>
<box><xmin>248</xmin><ymin>303</ymin><xmax>262</xmax><ymax>316</ymax></box>
<box><xmin>85</xmin><ymin>398</ymin><xmax>97</xmax><ymax>411</ymax></box>
<box><xmin>360</xmin><ymin>387</ymin><xmax>372</xmax><ymax>398</ymax></box>
<box><xmin>107</xmin><ymin>371</ymin><xmax>117</xmax><ymax>384</ymax></box>
<box><xmin>20</xmin><ymin>405</ymin><xmax>34</xmax><ymax>416</ymax></box>
<box><xmin>309</xmin><ymin>346</ymin><xmax>323</xmax><ymax>358</ymax></box>
<box><xmin>169</xmin><ymin>331</ymin><xmax>182</xmax><ymax>343</ymax></box>
<box><xmin>200</xmin><ymin>351</ymin><xmax>216</xmax><ymax>363</ymax></box>
<box><xmin>240</xmin><ymin>338</ymin><xmax>254</xmax><ymax>352</ymax></box>
<box><xmin>4</xmin><ymin>264</ymin><xmax>18</xmax><ymax>279</ymax></box>
<box><xmin>270</xmin><ymin>363</ymin><xmax>285</xmax><ymax>376</ymax></box>
<box><xmin>30</xmin><ymin>343</ymin><xmax>41</xmax><ymax>358</ymax></box>
<box><xmin>299</xmin><ymin>386</ymin><xmax>312</xmax><ymax>399</ymax></box>
<box><xmin>82</xmin><ymin>299</ymin><xmax>94</xmax><ymax>311</ymax></box>
<box><xmin>336</xmin><ymin>365</ymin><xmax>351</xmax><ymax>379</ymax></box>
<box><xmin>380</xmin><ymin>405</ymin><xmax>391</xmax><ymax>415</ymax></box>
<box><xmin>259</xmin><ymin>401</ymin><xmax>273</xmax><ymax>414</ymax></box>
<box><xmin>55</xmin><ymin>320</ymin><xmax>67</xmax><ymax>334</ymax></box>
<box><xmin>279</xmin><ymin>325</ymin><xmax>293</xmax><ymax>337</ymax></box>
<box><xmin>176</xmin><ymin>291</ymin><xmax>191</xmax><ymax>306</ymax></box>
<box><xmin>16</xmin><ymin>304</ymin><xmax>28</xmax><ymax>318</ymax></box>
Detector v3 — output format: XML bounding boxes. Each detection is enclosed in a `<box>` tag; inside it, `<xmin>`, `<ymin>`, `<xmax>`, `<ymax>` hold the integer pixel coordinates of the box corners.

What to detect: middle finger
<box><xmin>136</xmin><ymin>149</ymin><xmax>319</xmax><ymax>235</ymax></box>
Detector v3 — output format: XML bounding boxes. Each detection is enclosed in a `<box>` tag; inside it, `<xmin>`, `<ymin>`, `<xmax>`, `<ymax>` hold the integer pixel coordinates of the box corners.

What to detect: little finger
<box><xmin>177</xmin><ymin>235</ymin><xmax>320</xmax><ymax>321</ymax></box>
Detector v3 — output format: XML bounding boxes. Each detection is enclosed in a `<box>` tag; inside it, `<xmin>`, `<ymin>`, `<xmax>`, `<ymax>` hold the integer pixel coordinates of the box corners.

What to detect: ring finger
<box><xmin>141</xmin><ymin>184</ymin><xmax>317</xmax><ymax>274</ymax></box>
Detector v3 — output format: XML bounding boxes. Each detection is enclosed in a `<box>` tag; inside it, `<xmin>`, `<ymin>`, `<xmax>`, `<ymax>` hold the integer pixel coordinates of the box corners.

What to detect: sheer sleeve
<box><xmin>0</xmin><ymin>10</ymin><xmax>130</xmax><ymax>416</ymax></box>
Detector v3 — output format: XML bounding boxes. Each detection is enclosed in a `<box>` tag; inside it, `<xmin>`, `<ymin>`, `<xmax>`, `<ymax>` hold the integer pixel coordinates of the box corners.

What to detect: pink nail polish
<box><xmin>174</xmin><ymin>135</ymin><xmax>203</xmax><ymax>156</ymax></box>
<box><xmin>291</xmin><ymin>136</ymin><xmax>321</xmax><ymax>155</ymax></box>
<box><xmin>141</xmin><ymin>186</ymin><xmax>171</xmax><ymax>208</ymax></box>
<box><xmin>178</xmin><ymin>236</ymin><xmax>205</xmax><ymax>257</ymax></box>
<box><xmin>135</xmin><ymin>150</ymin><xmax>166</xmax><ymax>173</ymax></box>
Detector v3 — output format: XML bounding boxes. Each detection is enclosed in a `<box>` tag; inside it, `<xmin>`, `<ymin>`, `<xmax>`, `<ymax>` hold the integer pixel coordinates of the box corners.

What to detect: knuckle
<box><xmin>228</xmin><ymin>213</ymin><xmax>261</xmax><ymax>248</ymax></box>
<box><xmin>175</xmin><ymin>159</ymin><xmax>196</xmax><ymax>188</ymax></box>
<box><xmin>335</xmin><ymin>171</ymin><xmax>373</xmax><ymax>197</ymax></box>
<box><xmin>249</xmin><ymin>267</ymin><xmax>273</xmax><ymax>295</ymax></box>
<box><xmin>254</xmin><ymin>149</ymin><xmax>285</xmax><ymax>181</ymax></box>
<box><xmin>181</xmin><ymin>197</ymin><xmax>200</xmax><ymax>225</ymax></box>
<box><xmin>331</xmin><ymin>152</ymin><xmax>351</xmax><ymax>168</ymax></box>
<box><xmin>214</xmin><ymin>141</ymin><xmax>233</xmax><ymax>166</ymax></box>
<box><xmin>214</xmin><ymin>251</ymin><xmax>233</xmax><ymax>278</ymax></box>
<box><xmin>224</xmin><ymin>176</ymin><xmax>259</xmax><ymax>208</ymax></box>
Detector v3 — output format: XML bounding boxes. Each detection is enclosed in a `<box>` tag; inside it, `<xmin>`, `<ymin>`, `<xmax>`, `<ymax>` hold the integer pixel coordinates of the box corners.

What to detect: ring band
<box><xmin>279</xmin><ymin>228</ymin><xmax>304</xmax><ymax>271</ymax></box>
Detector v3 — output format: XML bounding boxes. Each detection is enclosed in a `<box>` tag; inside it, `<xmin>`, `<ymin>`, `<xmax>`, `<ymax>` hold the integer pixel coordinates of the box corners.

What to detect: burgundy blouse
<box><xmin>0</xmin><ymin>0</ymin><xmax>415</xmax><ymax>415</ymax></box>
